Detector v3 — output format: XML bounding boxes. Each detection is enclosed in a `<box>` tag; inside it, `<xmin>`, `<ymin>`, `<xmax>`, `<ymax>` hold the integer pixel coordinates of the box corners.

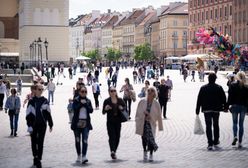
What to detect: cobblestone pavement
<box><xmin>0</xmin><ymin>68</ymin><xmax>248</xmax><ymax>168</ymax></box>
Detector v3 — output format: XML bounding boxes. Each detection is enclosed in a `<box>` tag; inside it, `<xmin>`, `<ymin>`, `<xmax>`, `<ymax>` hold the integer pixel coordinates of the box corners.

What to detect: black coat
<box><xmin>227</xmin><ymin>81</ymin><xmax>248</xmax><ymax>108</ymax></box>
<box><xmin>196</xmin><ymin>83</ymin><xmax>226</xmax><ymax>114</ymax></box>
<box><xmin>71</xmin><ymin>96</ymin><xmax>93</xmax><ymax>130</ymax></box>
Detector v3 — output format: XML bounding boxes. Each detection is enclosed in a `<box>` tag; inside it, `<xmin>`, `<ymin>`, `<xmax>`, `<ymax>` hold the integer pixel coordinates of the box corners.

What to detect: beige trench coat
<box><xmin>135</xmin><ymin>99</ymin><xmax>163</xmax><ymax>137</ymax></box>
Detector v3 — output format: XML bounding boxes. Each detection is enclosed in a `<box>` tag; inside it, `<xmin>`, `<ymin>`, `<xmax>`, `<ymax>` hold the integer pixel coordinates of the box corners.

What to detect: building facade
<box><xmin>159</xmin><ymin>3</ymin><xmax>188</xmax><ymax>57</ymax></box>
<box><xmin>19</xmin><ymin>0</ymin><xmax>69</xmax><ymax>64</ymax></box>
<box><xmin>188</xmin><ymin>0</ymin><xmax>233</xmax><ymax>54</ymax></box>
<box><xmin>232</xmin><ymin>0</ymin><xmax>248</xmax><ymax>45</ymax></box>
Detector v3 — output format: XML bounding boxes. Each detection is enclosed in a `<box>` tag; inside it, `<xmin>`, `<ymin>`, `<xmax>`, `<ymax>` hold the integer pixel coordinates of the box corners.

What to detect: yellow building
<box><xmin>112</xmin><ymin>16</ymin><xmax>126</xmax><ymax>52</ymax></box>
<box><xmin>159</xmin><ymin>3</ymin><xmax>188</xmax><ymax>57</ymax></box>
<box><xmin>19</xmin><ymin>0</ymin><xmax>69</xmax><ymax>64</ymax></box>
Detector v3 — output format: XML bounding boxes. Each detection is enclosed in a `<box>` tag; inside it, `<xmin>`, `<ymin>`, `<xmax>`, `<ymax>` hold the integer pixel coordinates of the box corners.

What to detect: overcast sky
<box><xmin>69</xmin><ymin>0</ymin><xmax>188</xmax><ymax>18</ymax></box>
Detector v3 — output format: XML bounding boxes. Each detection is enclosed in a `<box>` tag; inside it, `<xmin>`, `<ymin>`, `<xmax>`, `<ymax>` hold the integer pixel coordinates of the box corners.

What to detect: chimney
<box><xmin>108</xmin><ymin>9</ymin><xmax>111</xmax><ymax>14</ymax></box>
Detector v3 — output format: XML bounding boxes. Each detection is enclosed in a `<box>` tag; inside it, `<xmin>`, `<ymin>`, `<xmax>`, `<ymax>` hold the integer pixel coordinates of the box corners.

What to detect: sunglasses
<box><xmin>80</xmin><ymin>90</ymin><xmax>87</xmax><ymax>93</ymax></box>
<box><xmin>145</xmin><ymin>83</ymin><xmax>149</xmax><ymax>85</ymax></box>
<box><xmin>110</xmin><ymin>90</ymin><xmax>116</xmax><ymax>93</ymax></box>
<box><xmin>37</xmin><ymin>88</ymin><xmax>43</xmax><ymax>91</ymax></box>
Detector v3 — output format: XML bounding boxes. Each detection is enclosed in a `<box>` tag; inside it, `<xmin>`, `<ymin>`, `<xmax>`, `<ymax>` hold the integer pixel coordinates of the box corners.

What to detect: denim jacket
<box><xmin>5</xmin><ymin>95</ymin><xmax>21</xmax><ymax>112</ymax></box>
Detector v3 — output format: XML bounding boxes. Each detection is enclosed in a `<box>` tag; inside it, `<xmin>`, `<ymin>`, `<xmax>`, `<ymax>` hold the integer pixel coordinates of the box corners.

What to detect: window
<box><xmin>210</xmin><ymin>10</ymin><xmax>213</xmax><ymax>19</ymax></box>
<box><xmin>173</xmin><ymin>31</ymin><xmax>178</xmax><ymax>36</ymax></box>
<box><xmin>220</xmin><ymin>8</ymin><xmax>222</xmax><ymax>18</ymax></box>
<box><xmin>224</xmin><ymin>6</ymin><xmax>227</xmax><ymax>17</ymax></box>
<box><xmin>173</xmin><ymin>40</ymin><xmax>178</xmax><ymax>49</ymax></box>
<box><xmin>183</xmin><ymin>40</ymin><xmax>187</xmax><ymax>48</ymax></box>
<box><xmin>230</xmin><ymin>6</ymin><xmax>232</xmax><ymax>16</ymax></box>
<box><xmin>183</xmin><ymin>31</ymin><xmax>187</xmax><ymax>36</ymax></box>
<box><xmin>173</xmin><ymin>20</ymin><xmax>177</xmax><ymax>26</ymax></box>
<box><xmin>202</xmin><ymin>12</ymin><xmax>204</xmax><ymax>21</ymax></box>
<box><xmin>229</xmin><ymin>25</ymin><xmax>232</xmax><ymax>36</ymax></box>
<box><xmin>206</xmin><ymin>11</ymin><xmax>209</xmax><ymax>20</ymax></box>
<box><xmin>215</xmin><ymin>9</ymin><xmax>218</xmax><ymax>19</ymax></box>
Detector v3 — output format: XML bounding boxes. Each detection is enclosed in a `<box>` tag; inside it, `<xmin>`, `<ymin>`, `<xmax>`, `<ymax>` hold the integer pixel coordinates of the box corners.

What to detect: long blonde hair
<box><xmin>236</xmin><ymin>71</ymin><xmax>246</xmax><ymax>86</ymax></box>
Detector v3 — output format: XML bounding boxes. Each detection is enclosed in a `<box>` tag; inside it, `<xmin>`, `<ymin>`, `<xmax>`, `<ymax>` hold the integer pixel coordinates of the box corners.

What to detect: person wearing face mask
<box><xmin>26</xmin><ymin>84</ymin><xmax>53</xmax><ymax>168</ymax></box>
<box><xmin>71</xmin><ymin>86</ymin><xmax>93</xmax><ymax>164</ymax></box>
<box><xmin>102</xmin><ymin>86</ymin><xmax>126</xmax><ymax>160</ymax></box>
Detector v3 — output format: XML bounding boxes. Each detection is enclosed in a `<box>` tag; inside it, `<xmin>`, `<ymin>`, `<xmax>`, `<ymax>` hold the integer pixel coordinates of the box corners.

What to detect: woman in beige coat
<box><xmin>135</xmin><ymin>86</ymin><xmax>163</xmax><ymax>162</ymax></box>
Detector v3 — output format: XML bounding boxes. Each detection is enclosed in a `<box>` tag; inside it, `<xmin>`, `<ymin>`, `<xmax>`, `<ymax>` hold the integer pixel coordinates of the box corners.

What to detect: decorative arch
<box><xmin>0</xmin><ymin>21</ymin><xmax>5</xmax><ymax>38</ymax></box>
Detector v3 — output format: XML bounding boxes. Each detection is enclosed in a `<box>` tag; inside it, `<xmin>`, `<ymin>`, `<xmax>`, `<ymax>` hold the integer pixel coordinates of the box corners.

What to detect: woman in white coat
<box><xmin>135</xmin><ymin>86</ymin><xmax>163</xmax><ymax>162</ymax></box>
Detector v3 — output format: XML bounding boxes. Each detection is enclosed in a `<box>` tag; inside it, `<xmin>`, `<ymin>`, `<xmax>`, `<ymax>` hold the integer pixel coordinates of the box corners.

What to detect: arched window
<box><xmin>0</xmin><ymin>21</ymin><xmax>5</xmax><ymax>38</ymax></box>
<box><xmin>42</xmin><ymin>8</ymin><xmax>50</xmax><ymax>25</ymax></box>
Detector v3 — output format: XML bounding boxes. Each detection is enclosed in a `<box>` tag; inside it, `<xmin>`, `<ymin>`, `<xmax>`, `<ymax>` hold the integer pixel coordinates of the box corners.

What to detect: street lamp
<box><xmin>44</xmin><ymin>38</ymin><xmax>48</xmax><ymax>62</ymax></box>
<box><xmin>29</xmin><ymin>44</ymin><xmax>33</xmax><ymax>67</ymax></box>
<box><xmin>33</xmin><ymin>40</ymin><xmax>37</xmax><ymax>66</ymax></box>
<box><xmin>37</xmin><ymin>37</ymin><xmax>43</xmax><ymax>66</ymax></box>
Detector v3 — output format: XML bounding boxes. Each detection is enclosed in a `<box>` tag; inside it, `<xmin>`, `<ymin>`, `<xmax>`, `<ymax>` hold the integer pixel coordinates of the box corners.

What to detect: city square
<box><xmin>0</xmin><ymin>68</ymin><xmax>248</xmax><ymax>168</ymax></box>
<box><xmin>1</xmin><ymin>0</ymin><xmax>248</xmax><ymax>168</ymax></box>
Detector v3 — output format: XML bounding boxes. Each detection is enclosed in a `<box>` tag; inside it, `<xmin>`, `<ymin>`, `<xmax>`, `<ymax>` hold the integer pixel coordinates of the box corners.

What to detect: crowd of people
<box><xmin>1</xmin><ymin>62</ymin><xmax>248</xmax><ymax>168</ymax></box>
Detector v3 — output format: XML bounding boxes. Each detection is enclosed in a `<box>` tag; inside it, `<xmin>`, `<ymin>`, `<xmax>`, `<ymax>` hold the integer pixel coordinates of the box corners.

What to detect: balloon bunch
<box><xmin>196</xmin><ymin>27</ymin><xmax>246</xmax><ymax>62</ymax></box>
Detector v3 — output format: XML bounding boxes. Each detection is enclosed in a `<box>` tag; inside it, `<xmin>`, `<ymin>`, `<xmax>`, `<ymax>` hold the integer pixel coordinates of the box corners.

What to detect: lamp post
<box><xmin>29</xmin><ymin>44</ymin><xmax>33</xmax><ymax>67</ymax></box>
<box><xmin>44</xmin><ymin>38</ymin><xmax>48</xmax><ymax>62</ymax></box>
<box><xmin>33</xmin><ymin>40</ymin><xmax>37</xmax><ymax>67</ymax></box>
<box><xmin>37</xmin><ymin>37</ymin><xmax>43</xmax><ymax>66</ymax></box>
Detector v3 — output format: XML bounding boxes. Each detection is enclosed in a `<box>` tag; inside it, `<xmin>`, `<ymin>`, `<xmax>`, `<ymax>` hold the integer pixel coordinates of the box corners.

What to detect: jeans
<box><xmin>74</xmin><ymin>127</ymin><xmax>89</xmax><ymax>156</ymax></box>
<box><xmin>93</xmin><ymin>93</ymin><xmax>99</xmax><ymax>108</ymax></box>
<box><xmin>48</xmin><ymin>91</ymin><xmax>54</xmax><ymax>103</ymax></box>
<box><xmin>123</xmin><ymin>98</ymin><xmax>132</xmax><ymax>117</ymax></box>
<box><xmin>230</xmin><ymin>105</ymin><xmax>247</xmax><ymax>143</ymax></box>
<box><xmin>159</xmin><ymin>98</ymin><xmax>168</xmax><ymax>118</ymax></box>
<box><xmin>204</xmin><ymin>112</ymin><xmax>220</xmax><ymax>146</ymax></box>
<box><xmin>107</xmin><ymin>122</ymin><xmax>121</xmax><ymax>152</ymax></box>
<box><xmin>9</xmin><ymin>111</ymin><xmax>19</xmax><ymax>131</ymax></box>
<box><xmin>31</xmin><ymin>125</ymin><xmax>47</xmax><ymax>160</ymax></box>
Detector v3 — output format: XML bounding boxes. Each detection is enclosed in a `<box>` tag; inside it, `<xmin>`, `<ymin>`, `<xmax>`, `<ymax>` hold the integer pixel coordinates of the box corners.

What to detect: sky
<box><xmin>69</xmin><ymin>0</ymin><xmax>188</xmax><ymax>18</ymax></box>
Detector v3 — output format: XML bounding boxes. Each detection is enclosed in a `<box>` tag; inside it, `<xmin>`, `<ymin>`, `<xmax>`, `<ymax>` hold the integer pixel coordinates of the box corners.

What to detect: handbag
<box><xmin>120</xmin><ymin>110</ymin><xmax>129</xmax><ymax>123</ymax></box>
<box><xmin>194</xmin><ymin>115</ymin><xmax>205</xmax><ymax>135</ymax></box>
<box><xmin>77</xmin><ymin>119</ymin><xmax>87</xmax><ymax>128</ymax></box>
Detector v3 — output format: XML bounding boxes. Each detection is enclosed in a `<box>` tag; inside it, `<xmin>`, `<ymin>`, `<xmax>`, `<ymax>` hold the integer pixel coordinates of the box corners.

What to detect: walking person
<box><xmin>111</xmin><ymin>72</ymin><xmax>118</xmax><ymax>87</ymax></box>
<box><xmin>51</xmin><ymin>64</ymin><xmax>55</xmax><ymax>78</ymax></box>
<box><xmin>5</xmin><ymin>88</ymin><xmax>21</xmax><ymax>136</ymax></box>
<box><xmin>138</xmin><ymin>80</ymin><xmax>150</xmax><ymax>98</ymax></box>
<box><xmin>135</xmin><ymin>86</ymin><xmax>163</xmax><ymax>162</ymax></box>
<box><xmin>68</xmin><ymin>66</ymin><xmax>73</xmax><ymax>79</ymax></box>
<box><xmin>133</xmin><ymin>69</ymin><xmax>138</xmax><ymax>84</ymax></box>
<box><xmin>225</xmin><ymin>72</ymin><xmax>248</xmax><ymax>148</ymax></box>
<box><xmin>158</xmin><ymin>79</ymin><xmax>169</xmax><ymax>119</ymax></box>
<box><xmin>120</xmin><ymin>78</ymin><xmax>134</xmax><ymax>119</ymax></box>
<box><xmin>92</xmin><ymin>78</ymin><xmax>100</xmax><ymax>110</ymax></box>
<box><xmin>46</xmin><ymin>79</ymin><xmax>56</xmax><ymax>104</ymax></box>
<box><xmin>102</xmin><ymin>86</ymin><xmax>126</xmax><ymax>160</ymax></box>
<box><xmin>191</xmin><ymin>70</ymin><xmax>196</xmax><ymax>82</ymax></box>
<box><xmin>26</xmin><ymin>84</ymin><xmax>53</xmax><ymax>168</ymax></box>
<box><xmin>71</xmin><ymin>86</ymin><xmax>93</xmax><ymax>164</ymax></box>
<box><xmin>196</xmin><ymin>73</ymin><xmax>226</xmax><ymax>150</ymax></box>
<box><xmin>182</xmin><ymin>68</ymin><xmax>188</xmax><ymax>82</ymax></box>
<box><xmin>0</xmin><ymin>79</ymin><xmax>6</xmax><ymax>110</ymax></box>
<box><xmin>166</xmin><ymin>76</ymin><xmax>173</xmax><ymax>101</ymax></box>
<box><xmin>16</xmin><ymin>76</ymin><xmax>23</xmax><ymax>95</ymax></box>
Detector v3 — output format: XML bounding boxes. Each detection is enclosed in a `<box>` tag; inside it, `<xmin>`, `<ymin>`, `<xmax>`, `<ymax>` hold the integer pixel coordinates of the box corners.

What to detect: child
<box><xmin>67</xmin><ymin>98</ymin><xmax>74</xmax><ymax>123</ymax></box>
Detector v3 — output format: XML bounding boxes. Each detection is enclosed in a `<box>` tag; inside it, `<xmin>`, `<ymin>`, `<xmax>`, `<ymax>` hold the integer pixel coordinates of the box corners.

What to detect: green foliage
<box><xmin>82</xmin><ymin>49</ymin><xmax>101</xmax><ymax>61</ymax></box>
<box><xmin>106</xmin><ymin>48</ymin><xmax>122</xmax><ymax>61</ymax></box>
<box><xmin>134</xmin><ymin>43</ymin><xmax>153</xmax><ymax>61</ymax></box>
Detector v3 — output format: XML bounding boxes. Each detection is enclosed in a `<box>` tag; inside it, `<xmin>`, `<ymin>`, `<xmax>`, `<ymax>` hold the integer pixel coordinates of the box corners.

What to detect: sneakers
<box><xmin>238</xmin><ymin>142</ymin><xmax>243</xmax><ymax>148</ymax></box>
<box><xmin>76</xmin><ymin>155</ymin><xmax>81</xmax><ymax>162</ymax></box>
<box><xmin>111</xmin><ymin>151</ymin><xmax>117</xmax><ymax>160</ymax></box>
<box><xmin>207</xmin><ymin>145</ymin><xmax>213</xmax><ymax>151</ymax></box>
<box><xmin>149</xmin><ymin>154</ymin><xmax>153</xmax><ymax>162</ymax></box>
<box><xmin>10</xmin><ymin>130</ymin><xmax>13</xmax><ymax>136</ymax></box>
<box><xmin>82</xmin><ymin>156</ymin><xmax>88</xmax><ymax>164</ymax></box>
<box><xmin>14</xmin><ymin>131</ymin><xmax>17</xmax><ymax>137</ymax></box>
<box><xmin>143</xmin><ymin>151</ymin><xmax>148</xmax><ymax>161</ymax></box>
<box><xmin>232</xmin><ymin>137</ymin><xmax>238</xmax><ymax>146</ymax></box>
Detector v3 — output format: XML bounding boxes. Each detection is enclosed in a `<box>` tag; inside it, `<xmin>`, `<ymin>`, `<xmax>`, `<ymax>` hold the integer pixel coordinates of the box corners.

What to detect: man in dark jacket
<box><xmin>26</xmin><ymin>84</ymin><xmax>53</xmax><ymax>168</ymax></box>
<box><xmin>158</xmin><ymin>79</ymin><xmax>169</xmax><ymax>119</ymax></box>
<box><xmin>196</xmin><ymin>73</ymin><xmax>226</xmax><ymax>150</ymax></box>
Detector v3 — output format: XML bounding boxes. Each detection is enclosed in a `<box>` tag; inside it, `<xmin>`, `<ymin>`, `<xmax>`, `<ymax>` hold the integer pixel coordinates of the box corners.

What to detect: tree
<box><xmin>134</xmin><ymin>43</ymin><xmax>153</xmax><ymax>61</ymax></box>
<box><xmin>106</xmin><ymin>48</ymin><xmax>122</xmax><ymax>62</ymax></box>
<box><xmin>82</xmin><ymin>49</ymin><xmax>101</xmax><ymax>61</ymax></box>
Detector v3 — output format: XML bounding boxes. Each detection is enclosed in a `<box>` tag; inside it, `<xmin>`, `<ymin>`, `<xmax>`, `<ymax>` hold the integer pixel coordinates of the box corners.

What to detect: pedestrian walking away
<box><xmin>5</xmin><ymin>88</ymin><xmax>21</xmax><ymax>136</ymax></box>
<box><xmin>92</xmin><ymin>78</ymin><xmax>100</xmax><ymax>109</ymax></box>
<box><xmin>196</xmin><ymin>73</ymin><xmax>226</xmax><ymax>150</ymax></box>
<box><xmin>71</xmin><ymin>86</ymin><xmax>93</xmax><ymax>164</ymax></box>
<box><xmin>0</xmin><ymin>79</ymin><xmax>6</xmax><ymax>110</ymax></box>
<box><xmin>102</xmin><ymin>86</ymin><xmax>126</xmax><ymax>160</ymax></box>
<box><xmin>225</xmin><ymin>72</ymin><xmax>248</xmax><ymax>148</ymax></box>
<box><xmin>158</xmin><ymin>79</ymin><xmax>169</xmax><ymax>119</ymax></box>
<box><xmin>46</xmin><ymin>78</ymin><xmax>56</xmax><ymax>104</ymax></box>
<box><xmin>135</xmin><ymin>86</ymin><xmax>163</xmax><ymax>162</ymax></box>
<box><xmin>120</xmin><ymin>78</ymin><xmax>134</xmax><ymax>119</ymax></box>
<box><xmin>26</xmin><ymin>84</ymin><xmax>53</xmax><ymax>168</ymax></box>
<box><xmin>67</xmin><ymin>98</ymin><xmax>74</xmax><ymax>123</ymax></box>
<box><xmin>16</xmin><ymin>76</ymin><xmax>23</xmax><ymax>95</ymax></box>
<box><xmin>166</xmin><ymin>76</ymin><xmax>173</xmax><ymax>101</ymax></box>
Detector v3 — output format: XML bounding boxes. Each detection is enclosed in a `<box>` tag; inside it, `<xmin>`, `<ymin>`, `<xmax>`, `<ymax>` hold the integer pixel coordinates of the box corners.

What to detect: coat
<box><xmin>135</xmin><ymin>98</ymin><xmax>163</xmax><ymax>137</ymax></box>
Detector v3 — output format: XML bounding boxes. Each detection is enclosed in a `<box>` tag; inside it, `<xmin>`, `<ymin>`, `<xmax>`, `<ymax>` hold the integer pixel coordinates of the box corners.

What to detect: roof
<box><xmin>120</xmin><ymin>10</ymin><xmax>144</xmax><ymax>25</ymax></box>
<box><xmin>102</xmin><ymin>15</ymin><xmax>119</xmax><ymax>29</ymax></box>
<box><xmin>160</xmin><ymin>2</ymin><xmax>188</xmax><ymax>17</ymax></box>
<box><xmin>139</xmin><ymin>12</ymin><xmax>156</xmax><ymax>26</ymax></box>
<box><xmin>114</xmin><ymin>16</ymin><xmax>127</xmax><ymax>27</ymax></box>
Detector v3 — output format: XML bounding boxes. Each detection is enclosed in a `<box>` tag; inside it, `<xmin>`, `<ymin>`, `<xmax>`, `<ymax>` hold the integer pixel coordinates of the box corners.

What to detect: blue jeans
<box><xmin>9</xmin><ymin>112</ymin><xmax>19</xmax><ymax>131</ymax></box>
<box><xmin>48</xmin><ymin>91</ymin><xmax>54</xmax><ymax>103</ymax></box>
<box><xmin>230</xmin><ymin>105</ymin><xmax>246</xmax><ymax>142</ymax></box>
<box><xmin>74</xmin><ymin>127</ymin><xmax>89</xmax><ymax>156</ymax></box>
